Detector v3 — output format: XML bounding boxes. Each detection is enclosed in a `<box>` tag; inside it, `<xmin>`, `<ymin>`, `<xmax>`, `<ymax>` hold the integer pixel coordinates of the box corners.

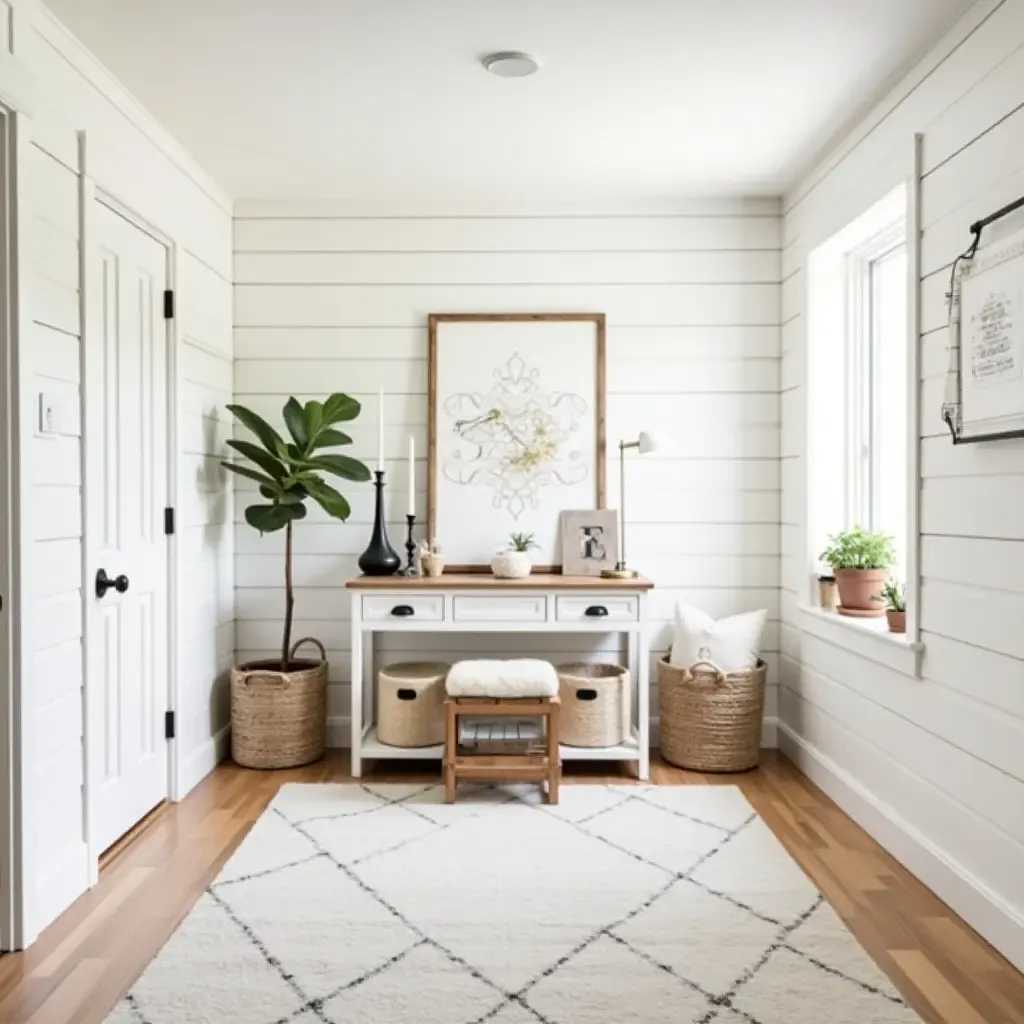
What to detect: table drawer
<box><xmin>362</xmin><ymin>594</ymin><xmax>445</xmax><ymax>623</ymax></box>
<box><xmin>452</xmin><ymin>595</ymin><xmax>548</xmax><ymax>623</ymax></box>
<box><xmin>556</xmin><ymin>596</ymin><xmax>639</xmax><ymax>623</ymax></box>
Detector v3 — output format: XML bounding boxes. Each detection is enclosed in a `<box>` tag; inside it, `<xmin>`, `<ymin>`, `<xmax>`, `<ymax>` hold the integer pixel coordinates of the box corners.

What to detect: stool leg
<box><xmin>546</xmin><ymin>703</ymin><xmax>560</xmax><ymax>805</ymax></box>
<box><xmin>444</xmin><ymin>702</ymin><xmax>457</xmax><ymax>804</ymax></box>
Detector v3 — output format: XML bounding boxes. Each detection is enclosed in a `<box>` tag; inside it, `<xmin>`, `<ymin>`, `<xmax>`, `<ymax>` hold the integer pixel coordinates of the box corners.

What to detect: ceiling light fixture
<box><xmin>482</xmin><ymin>52</ymin><xmax>540</xmax><ymax>78</ymax></box>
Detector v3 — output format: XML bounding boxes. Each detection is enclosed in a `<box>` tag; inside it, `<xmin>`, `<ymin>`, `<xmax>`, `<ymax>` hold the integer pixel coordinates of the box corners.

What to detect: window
<box><xmin>806</xmin><ymin>184</ymin><xmax>911</xmax><ymax>600</ymax></box>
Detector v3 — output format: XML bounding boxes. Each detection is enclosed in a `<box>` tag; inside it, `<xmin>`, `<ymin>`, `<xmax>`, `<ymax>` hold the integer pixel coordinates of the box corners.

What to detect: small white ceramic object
<box><xmin>490</xmin><ymin>549</ymin><xmax>532</xmax><ymax>579</ymax></box>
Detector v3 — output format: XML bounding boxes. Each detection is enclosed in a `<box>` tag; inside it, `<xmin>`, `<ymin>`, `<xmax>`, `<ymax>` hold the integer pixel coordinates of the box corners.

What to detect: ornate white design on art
<box><xmin>443</xmin><ymin>351</ymin><xmax>588</xmax><ymax>519</ymax></box>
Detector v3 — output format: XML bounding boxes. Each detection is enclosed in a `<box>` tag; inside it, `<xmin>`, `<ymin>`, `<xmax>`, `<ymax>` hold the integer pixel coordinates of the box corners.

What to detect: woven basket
<box><xmin>231</xmin><ymin>637</ymin><xmax>327</xmax><ymax>769</ymax></box>
<box><xmin>557</xmin><ymin>663</ymin><xmax>630</xmax><ymax>747</ymax></box>
<box><xmin>659</xmin><ymin>656</ymin><xmax>766</xmax><ymax>772</ymax></box>
<box><xmin>378</xmin><ymin>661</ymin><xmax>450</xmax><ymax>747</ymax></box>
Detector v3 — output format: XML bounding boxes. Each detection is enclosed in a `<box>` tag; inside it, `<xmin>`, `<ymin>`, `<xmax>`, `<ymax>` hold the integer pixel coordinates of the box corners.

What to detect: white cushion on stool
<box><xmin>446</xmin><ymin>659</ymin><xmax>558</xmax><ymax>698</ymax></box>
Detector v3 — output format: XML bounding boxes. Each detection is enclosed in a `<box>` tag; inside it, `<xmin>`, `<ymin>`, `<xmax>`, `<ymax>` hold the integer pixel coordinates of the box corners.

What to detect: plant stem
<box><xmin>282</xmin><ymin>518</ymin><xmax>294</xmax><ymax>671</ymax></box>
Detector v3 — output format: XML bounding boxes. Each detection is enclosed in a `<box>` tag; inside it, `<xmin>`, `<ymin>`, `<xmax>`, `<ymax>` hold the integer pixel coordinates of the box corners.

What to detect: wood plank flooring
<box><xmin>2</xmin><ymin>750</ymin><xmax>1022</xmax><ymax>1023</ymax></box>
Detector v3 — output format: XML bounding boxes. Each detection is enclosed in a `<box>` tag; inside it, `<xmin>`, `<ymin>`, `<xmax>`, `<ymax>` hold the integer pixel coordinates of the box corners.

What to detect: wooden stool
<box><xmin>444</xmin><ymin>696</ymin><xmax>561</xmax><ymax>805</ymax></box>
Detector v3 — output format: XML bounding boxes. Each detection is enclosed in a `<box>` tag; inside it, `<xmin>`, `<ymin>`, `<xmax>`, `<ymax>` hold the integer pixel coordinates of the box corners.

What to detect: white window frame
<box><xmin>801</xmin><ymin>142</ymin><xmax>923</xmax><ymax>677</ymax></box>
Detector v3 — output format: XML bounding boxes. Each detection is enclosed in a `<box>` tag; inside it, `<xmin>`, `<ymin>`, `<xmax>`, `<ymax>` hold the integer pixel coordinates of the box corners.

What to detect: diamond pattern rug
<box><xmin>106</xmin><ymin>784</ymin><xmax>923</xmax><ymax>1024</ymax></box>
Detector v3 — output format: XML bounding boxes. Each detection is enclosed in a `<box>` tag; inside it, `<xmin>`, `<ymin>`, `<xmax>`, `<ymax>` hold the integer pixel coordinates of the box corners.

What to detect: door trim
<box><xmin>82</xmin><ymin>150</ymin><xmax>179</xmax><ymax>873</ymax></box>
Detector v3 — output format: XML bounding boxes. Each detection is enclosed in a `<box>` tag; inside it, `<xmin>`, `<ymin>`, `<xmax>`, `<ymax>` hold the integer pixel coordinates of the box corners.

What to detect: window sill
<box><xmin>797</xmin><ymin>605</ymin><xmax>923</xmax><ymax>677</ymax></box>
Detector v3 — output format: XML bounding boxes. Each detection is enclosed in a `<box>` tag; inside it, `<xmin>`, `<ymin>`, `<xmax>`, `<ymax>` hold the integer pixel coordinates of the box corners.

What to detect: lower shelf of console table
<box><xmin>360</xmin><ymin>724</ymin><xmax>642</xmax><ymax>764</ymax></box>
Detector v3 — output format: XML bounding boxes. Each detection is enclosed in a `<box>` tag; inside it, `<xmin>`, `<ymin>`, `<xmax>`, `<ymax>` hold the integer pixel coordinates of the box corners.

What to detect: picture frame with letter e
<box><xmin>560</xmin><ymin>508</ymin><xmax>619</xmax><ymax>577</ymax></box>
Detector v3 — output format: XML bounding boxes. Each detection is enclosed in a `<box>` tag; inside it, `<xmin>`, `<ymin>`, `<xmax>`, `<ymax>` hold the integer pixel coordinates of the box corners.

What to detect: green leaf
<box><xmin>304</xmin><ymin>477</ymin><xmax>352</xmax><ymax>521</ymax></box>
<box><xmin>311</xmin><ymin>428</ymin><xmax>353</xmax><ymax>449</ymax></box>
<box><xmin>244</xmin><ymin>503</ymin><xmax>304</xmax><ymax>534</ymax></box>
<box><xmin>222</xmin><ymin>462</ymin><xmax>281</xmax><ymax>492</ymax></box>
<box><xmin>307</xmin><ymin>453</ymin><xmax>372</xmax><ymax>482</ymax></box>
<box><xmin>226</xmin><ymin>404</ymin><xmax>285</xmax><ymax>455</ymax></box>
<box><xmin>323</xmin><ymin>393</ymin><xmax>360</xmax><ymax>424</ymax></box>
<box><xmin>303</xmin><ymin>400</ymin><xmax>325</xmax><ymax>445</ymax></box>
<box><xmin>226</xmin><ymin>439</ymin><xmax>286</xmax><ymax>480</ymax></box>
<box><xmin>283</xmin><ymin>398</ymin><xmax>308</xmax><ymax>450</ymax></box>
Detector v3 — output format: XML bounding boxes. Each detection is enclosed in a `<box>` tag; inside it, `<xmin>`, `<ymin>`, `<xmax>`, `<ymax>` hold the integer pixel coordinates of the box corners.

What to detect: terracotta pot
<box><xmin>834</xmin><ymin>568</ymin><xmax>887</xmax><ymax>617</ymax></box>
<box><xmin>886</xmin><ymin>609</ymin><xmax>906</xmax><ymax>634</ymax></box>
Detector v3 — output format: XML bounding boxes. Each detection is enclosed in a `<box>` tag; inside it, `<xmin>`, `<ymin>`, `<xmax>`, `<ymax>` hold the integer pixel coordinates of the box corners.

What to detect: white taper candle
<box><xmin>407</xmin><ymin>435</ymin><xmax>415</xmax><ymax>516</ymax></box>
<box><xmin>377</xmin><ymin>389</ymin><xmax>384</xmax><ymax>472</ymax></box>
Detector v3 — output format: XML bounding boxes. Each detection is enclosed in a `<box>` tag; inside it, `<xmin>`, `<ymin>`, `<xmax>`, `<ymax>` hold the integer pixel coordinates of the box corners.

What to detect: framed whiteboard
<box><xmin>946</xmin><ymin>226</ymin><xmax>1024</xmax><ymax>442</ymax></box>
<box><xmin>427</xmin><ymin>314</ymin><xmax>606</xmax><ymax>571</ymax></box>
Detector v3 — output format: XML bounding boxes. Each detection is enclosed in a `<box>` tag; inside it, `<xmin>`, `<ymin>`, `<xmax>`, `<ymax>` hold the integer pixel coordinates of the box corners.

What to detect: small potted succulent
<box><xmin>877</xmin><ymin>579</ymin><xmax>906</xmax><ymax>633</ymax></box>
<box><xmin>819</xmin><ymin>526</ymin><xmax>895</xmax><ymax>618</ymax></box>
<box><xmin>491</xmin><ymin>532</ymin><xmax>538</xmax><ymax>579</ymax></box>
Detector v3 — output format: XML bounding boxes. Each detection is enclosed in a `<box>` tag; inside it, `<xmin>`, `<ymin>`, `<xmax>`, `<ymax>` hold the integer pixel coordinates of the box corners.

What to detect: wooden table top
<box><xmin>346</xmin><ymin>573</ymin><xmax>654</xmax><ymax>590</ymax></box>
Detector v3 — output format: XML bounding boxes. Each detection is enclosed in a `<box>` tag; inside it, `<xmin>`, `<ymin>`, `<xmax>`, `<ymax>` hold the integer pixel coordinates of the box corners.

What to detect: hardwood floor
<box><xmin>2</xmin><ymin>750</ymin><xmax>1022</xmax><ymax>1023</ymax></box>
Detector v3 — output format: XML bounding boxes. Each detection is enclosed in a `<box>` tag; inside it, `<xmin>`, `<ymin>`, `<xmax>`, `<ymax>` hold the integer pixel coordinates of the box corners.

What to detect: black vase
<box><xmin>358</xmin><ymin>470</ymin><xmax>401</xmax><ymax>576</ymax></box>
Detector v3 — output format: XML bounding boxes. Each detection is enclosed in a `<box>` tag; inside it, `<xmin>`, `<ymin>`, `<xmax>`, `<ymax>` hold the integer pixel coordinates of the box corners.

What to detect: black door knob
<box><xmin>96</xmin><ymin>569</ymin><xmax>130</xmax><ymax>598</ymax></box>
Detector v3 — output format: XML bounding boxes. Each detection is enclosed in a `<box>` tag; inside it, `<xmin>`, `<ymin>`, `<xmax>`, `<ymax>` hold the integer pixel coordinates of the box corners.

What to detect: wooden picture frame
<box><xmin>428</xmin><ymin>313</ymin><xmax>607</xmax><ymax>572</ymax></box>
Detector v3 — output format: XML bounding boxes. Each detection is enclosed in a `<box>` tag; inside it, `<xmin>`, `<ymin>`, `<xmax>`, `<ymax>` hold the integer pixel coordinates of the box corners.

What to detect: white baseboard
<box><xmin>178</xmin><ymin>724</ymin><xmax>232</xmax><ymax>798</ymax></box>
<box><xmin>778</xmin><ymin>722</ymin><xmax>1024</xmax><ymax>973</ymax></box>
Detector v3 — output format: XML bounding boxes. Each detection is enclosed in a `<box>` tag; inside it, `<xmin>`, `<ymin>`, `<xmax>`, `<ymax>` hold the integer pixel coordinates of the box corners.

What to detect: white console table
<box><xmin>347</xmin><ymin>574</ymin><xmax>654</xmax><ymax>779</ymax></box>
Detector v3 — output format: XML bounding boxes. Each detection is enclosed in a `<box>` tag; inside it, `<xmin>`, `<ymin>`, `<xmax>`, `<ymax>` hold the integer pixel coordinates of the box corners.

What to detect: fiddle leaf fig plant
<box><xmin>223</xmin><ymin>395</ymin><xmax>371</xmax><ymax>670</ymax></box>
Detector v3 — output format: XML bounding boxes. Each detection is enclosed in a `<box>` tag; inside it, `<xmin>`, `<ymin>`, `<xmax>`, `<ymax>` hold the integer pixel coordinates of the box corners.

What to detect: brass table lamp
<box><xmin>602</xmin><ymin>431</ymin><xmax>662</xmax><ymax>579</ymax></box>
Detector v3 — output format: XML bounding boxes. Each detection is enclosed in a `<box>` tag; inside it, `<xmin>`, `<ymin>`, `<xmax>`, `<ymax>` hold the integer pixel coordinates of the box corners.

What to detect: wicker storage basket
<box><xmin>659</xmin><ymin>656</ymin><xmax>766</xmax><ymax>772</ymax></box>
<box><xmin>231</xmin><ymin>637</ymin><xmax>327</xmax><ymax>769</ymax></box>
<box><xmin>378</xmin><ymin>661</ymin><xmax>450</xmax><ymax>747</ymax></box>
<box><xmin>557</xmin><ymin>663</ymin><xmax>630</xmax><ymax>747</ymax></box>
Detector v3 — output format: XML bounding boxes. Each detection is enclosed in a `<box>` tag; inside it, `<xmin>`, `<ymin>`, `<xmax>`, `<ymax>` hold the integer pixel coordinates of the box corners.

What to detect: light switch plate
<box><xmin>38</xmin><ymin>392</ymin><xmax>59</xmax><ymax>435</ymax></box>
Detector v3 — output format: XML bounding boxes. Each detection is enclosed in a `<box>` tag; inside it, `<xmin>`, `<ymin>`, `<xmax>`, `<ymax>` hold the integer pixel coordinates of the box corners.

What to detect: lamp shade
<box><xmin>637</xmin><ymin>431</ymin><xmax>662</xmax><ymax>455</ymax></box>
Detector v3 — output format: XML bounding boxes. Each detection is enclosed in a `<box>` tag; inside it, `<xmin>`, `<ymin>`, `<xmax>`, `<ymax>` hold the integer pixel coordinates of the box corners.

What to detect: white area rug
<box><xmin>108</xmin><ymin>784</ymin><xmax>923</xmax><ymax>1024</ymax></box>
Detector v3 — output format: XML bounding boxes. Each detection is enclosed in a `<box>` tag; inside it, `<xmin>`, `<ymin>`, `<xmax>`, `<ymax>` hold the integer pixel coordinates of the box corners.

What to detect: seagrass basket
<box><xmin>377</xmin><ymin>661</ymin><xmax>450</xmax><ymax>747</ymax></box>
<box><xmin>557</xmin><ymin>663</ymin><xmax>631</xmax><ymax>747</ymax></box>
<box><xmin>658</xmin><ymin>656</ymin><xmax>766</xmax><ymax>772</ymax></box>
<box><xmin>231</xmin><ymin>637</ymin><xmax>327</xmax><ymax>769</ymax></box>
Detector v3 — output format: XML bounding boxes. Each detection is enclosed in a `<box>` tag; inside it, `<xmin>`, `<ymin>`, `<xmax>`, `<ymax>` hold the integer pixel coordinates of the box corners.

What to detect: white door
<box><xmin>88</xmin><ymin>201</ymin><xmax>170</xmax><ymax>853</ymax></box>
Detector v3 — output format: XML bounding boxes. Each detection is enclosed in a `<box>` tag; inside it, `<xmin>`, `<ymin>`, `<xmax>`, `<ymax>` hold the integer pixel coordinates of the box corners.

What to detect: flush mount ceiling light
<box><xmin>482</xmin><ymin>51</ymin><xmax>540</xmax><ymax>78</ymax></box>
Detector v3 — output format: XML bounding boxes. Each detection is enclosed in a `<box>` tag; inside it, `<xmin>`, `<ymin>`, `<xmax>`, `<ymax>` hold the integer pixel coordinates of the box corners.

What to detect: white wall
<box><xmin>232</xmin><ymin>200</ymin><xmax>783</xmax><ymax>745</ymax></box>
<box><xmin>780</xmin><ymin>0</ymin><xmax>1024</xmax><ymax>972</ymax></box>
<box><xmin>19</xmin><ymin>2</ymin><xmax>233</xmax><ymax>940</ymax></box>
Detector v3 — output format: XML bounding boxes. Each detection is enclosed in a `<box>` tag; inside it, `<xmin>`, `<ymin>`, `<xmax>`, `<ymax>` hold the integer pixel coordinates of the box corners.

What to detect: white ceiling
<box><xmin>43</xmin><ymin>0</ymin><xmax>972</xmax><ymax>202</ymax></box>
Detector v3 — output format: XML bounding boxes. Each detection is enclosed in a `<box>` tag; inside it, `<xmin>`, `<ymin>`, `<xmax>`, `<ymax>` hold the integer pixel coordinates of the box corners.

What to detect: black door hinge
<box><xmin>165</xmin><ymin>710</ymin><xmax>176</xmax><ymax>740</ymax></box>
<box><xmin>163</xmin><ymin>289</ymin><xmax>175</xmax><ymax>320</ymax></box>
<box><xmin>164</xmin><ymin>507</ymin><xmax>175</xmax><ymax>535</ymax></box>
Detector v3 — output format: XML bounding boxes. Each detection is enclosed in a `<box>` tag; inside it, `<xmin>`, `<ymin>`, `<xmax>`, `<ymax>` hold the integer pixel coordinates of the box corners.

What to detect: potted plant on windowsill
<box><xmin>223</xmin><ymin>394</ymin><xmax>371</xmax><ymax>768</ymax></box>
<box><xmin>819</xmin><ymin>526</ymin><xmax>895</xmax><ymax>618</ymax></box>
<box><xmin>877</xmin><ymin>579</ymin><xmax>906</xmax><ymax>633</ymax></box>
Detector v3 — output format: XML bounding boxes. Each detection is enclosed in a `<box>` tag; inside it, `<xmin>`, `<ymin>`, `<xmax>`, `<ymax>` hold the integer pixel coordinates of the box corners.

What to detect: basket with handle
<box><xmin>658</xmin><ymin>654</ymin><xmax>766</xmax><ymax>772</ymax></box>
<box><xmin>231</xmin><ymin>637</ymin><xmax>328</xmax><ymax>769</ymax></box>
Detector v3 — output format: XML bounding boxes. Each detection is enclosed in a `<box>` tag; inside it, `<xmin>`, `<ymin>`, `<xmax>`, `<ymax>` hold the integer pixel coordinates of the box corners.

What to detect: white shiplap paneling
<box><xmin>779</xmin><ymin>0</ymin><xmax>1024</xmax><ymax>973</ymax></box>
<box><xmin>232</xmin><ymin>207</ymin><xmax>782</xmax><ymax>744</ymax></box>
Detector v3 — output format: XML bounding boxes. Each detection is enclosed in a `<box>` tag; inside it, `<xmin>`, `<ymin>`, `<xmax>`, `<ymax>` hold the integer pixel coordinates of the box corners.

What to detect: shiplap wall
<box><xmin>23</xmin><ymin>6</ymin><xmax>233</xmax><ymax>940</ymax></box>
<box><xmin>232</xmin><ymin>200</ymin><xmax>782</xmax><ymax>744</ymax></box>
<box><xmin>780</xmin><ymin>0</ymin><xmax>1024</xmax><ymax>971</ymax></box>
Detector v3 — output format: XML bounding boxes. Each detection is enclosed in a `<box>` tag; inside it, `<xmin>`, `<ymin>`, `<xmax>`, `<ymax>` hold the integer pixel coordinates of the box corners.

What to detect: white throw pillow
<box><xmin>669</xmin><ymin>603</ymin><xmax>766</xmax><ymax>673</ymax></box>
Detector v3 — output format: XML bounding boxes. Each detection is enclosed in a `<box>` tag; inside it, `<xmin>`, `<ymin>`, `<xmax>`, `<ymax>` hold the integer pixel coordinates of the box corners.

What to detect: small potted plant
<box><xmin>877</xmin><ymin>579</ymin><xmax>906</xmax><ymax>633</ymax></box>
<box><xmin>491</xmin><ymin>532</ymin><xmax>538</xmax><ymax>578</ymax></box>
<box><xmin>819</xmin><ymin>526</ymin><xmax>895</xmax><ymax>618</ymax></box>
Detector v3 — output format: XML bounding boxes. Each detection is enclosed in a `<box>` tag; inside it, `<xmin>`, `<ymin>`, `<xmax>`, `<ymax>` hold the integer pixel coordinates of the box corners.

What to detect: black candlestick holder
<box><xmin>357</xmin><ymin>470</ymin><xmax>401</xmax><ymax>576</ymax></box>
<box><xmin>401</xmin><ymin>513</ymin><xmax>420</xmax><ymax>576</ymax></box>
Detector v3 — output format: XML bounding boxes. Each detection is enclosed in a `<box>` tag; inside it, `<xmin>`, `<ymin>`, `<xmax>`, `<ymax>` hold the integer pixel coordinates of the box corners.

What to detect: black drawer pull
<box><xmin>390</xmin><ymin>604</ymin><xmax>415</xmax><ymax>617</ymax></box>
<box><xmin>396</xmin><ymin>688</ymin><xmax>417</xmax><ymax>701</ymax></box>
<box><xmin>576</xmin><ymin>688</ymin><xmax>599</xmax><ymax>701</ymax></box>
<box><xmin>584</xmin><ymin>605</ymin><xmax>608</xmax><ymax>617</ymax></box>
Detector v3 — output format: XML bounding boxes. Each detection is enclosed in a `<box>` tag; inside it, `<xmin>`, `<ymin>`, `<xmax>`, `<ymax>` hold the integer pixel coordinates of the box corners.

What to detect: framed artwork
<box><xmin>560</xmin><ymin>509</ymin><xmax>619</xmax><ymax>577</ymax></box>
<box><xmin>428</xmin><ymin>313</ymin><xmax>606</xmax><ymax>572</ymax></box>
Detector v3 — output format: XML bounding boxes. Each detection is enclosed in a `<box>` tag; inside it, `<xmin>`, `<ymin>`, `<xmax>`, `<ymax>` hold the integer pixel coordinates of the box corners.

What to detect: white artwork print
<box><xmin>960</xmin><ymin>227</ymin><xmax>1024</xmax><ymax>431</ymax></box>
<box><xmin>433</xmin><ymin>319</ymin><xmax>600</xmax><ymax>567</ymax></box>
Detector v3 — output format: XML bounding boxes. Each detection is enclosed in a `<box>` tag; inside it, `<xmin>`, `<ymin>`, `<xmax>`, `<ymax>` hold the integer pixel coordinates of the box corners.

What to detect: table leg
<box><xmin>636</xmin><ymin>624</ymin><xmax>650</xmax><ymax>781</ymax></box>
<box><xmin>547</xmin><ymin>702</ymin><xmax>560</xmax><ymax>805</ymax></box>
<box><xmin>444</xmin><ymin>701</ymin><xmax>457</xmax><ymax>804</ymax></box>
<box><xmin>351</xmin><ymin>616</ymin><xmax>363</xmax><ymax>779</ymax></box>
